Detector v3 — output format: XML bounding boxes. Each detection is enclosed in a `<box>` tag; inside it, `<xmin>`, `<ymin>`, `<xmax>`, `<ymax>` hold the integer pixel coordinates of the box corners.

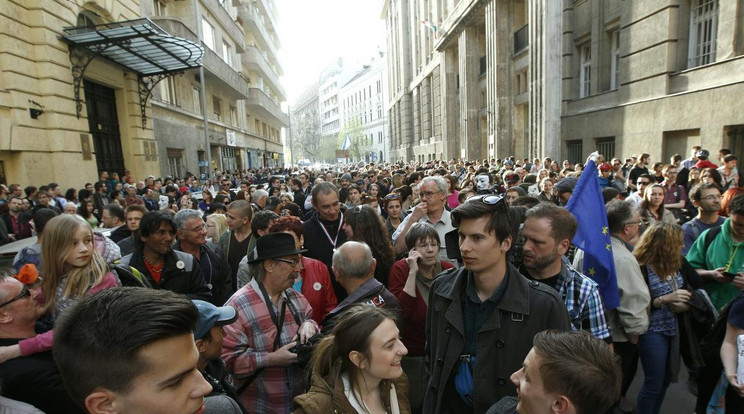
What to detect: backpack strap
<box><xmin>702</xmin><ymin>225</ymin><xmax>723</xmax><ymax>258</ymax></box>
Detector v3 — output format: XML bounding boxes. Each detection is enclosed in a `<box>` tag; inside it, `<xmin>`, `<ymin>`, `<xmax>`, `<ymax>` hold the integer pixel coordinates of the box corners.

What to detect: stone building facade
<box><xmin>383</xmin><ymin>0</ymin><xmax>744</xmax><ymax>164</ymax></box>
<box><xmin>0</xmin><ymin>0</ymin><xmax>287</xmax><ymax>188</ymax></box>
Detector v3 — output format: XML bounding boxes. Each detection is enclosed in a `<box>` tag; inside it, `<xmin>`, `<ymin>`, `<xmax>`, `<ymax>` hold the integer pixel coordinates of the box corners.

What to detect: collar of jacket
<box><xmin>434</xmin><ymin>263</ymin><xmax>534</xmax><ymax>319</ymax></box>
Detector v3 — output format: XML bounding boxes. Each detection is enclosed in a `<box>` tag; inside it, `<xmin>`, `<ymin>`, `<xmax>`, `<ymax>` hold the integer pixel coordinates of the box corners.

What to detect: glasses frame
<box><xmin>0</xmin><ymin>285</ymin><xmax>30</xmax><ymax>308</ymax></box>
<box><xmin>182</xmin><ymin>224</ymin><xmax>208</xmax><ymax>232</ymax></box>
<box><xmin>274</xmin><ymin>258</ymin><xmax>300</xmax><ymax>267</ymax></box>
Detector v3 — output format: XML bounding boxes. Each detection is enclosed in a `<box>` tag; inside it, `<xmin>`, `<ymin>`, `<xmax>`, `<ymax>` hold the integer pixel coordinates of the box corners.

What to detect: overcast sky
<box><xmin>276</xmin><ymin>0</ymin><xmax>387</xmax><ymax>103</ymax></box>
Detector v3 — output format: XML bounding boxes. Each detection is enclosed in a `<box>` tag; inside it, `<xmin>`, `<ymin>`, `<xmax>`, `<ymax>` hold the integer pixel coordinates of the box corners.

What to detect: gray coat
<box><xmin>423</xmin><ymin>264</ymin><xmax>571</xmax><ymax>414</ymax></box>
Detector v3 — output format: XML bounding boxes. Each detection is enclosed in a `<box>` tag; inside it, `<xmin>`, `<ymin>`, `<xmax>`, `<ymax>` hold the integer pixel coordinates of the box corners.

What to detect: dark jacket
<box><xmin>423</xmin><ymin>264</ymin><xmax>571</xmax><ymax>414</ymax></box>
<box><xmin>302</xmin><ymin>210</ymin><xmax>348</xmax><ymax>301</ymax></box>
<box><xmin>320</xmin><ymin>277</ymin><xmax>400</xmax><ymax>335</ymax></box>
<box><xmin>108</xmin><ymin>225</ymin><xmax>131</xmax><ymax>243</ymax></box>
<box><xmin>174</xmin><ymin>240</ymin><xmax>233</xmax><ymax>306</ymax></box>
<box><xmin>292</xmin><ymin>362</ymin><xmax>411</xmax><ymax>414</ymax></box>
<box><xmin>119</xmin><ymin>249</ymin><xmax>212</xmax><ymax>301</ymax></box>
<box><xmin>0</xmin><ymin>212</ymin><xmax>32</xmax><ymax>240</ymax></box>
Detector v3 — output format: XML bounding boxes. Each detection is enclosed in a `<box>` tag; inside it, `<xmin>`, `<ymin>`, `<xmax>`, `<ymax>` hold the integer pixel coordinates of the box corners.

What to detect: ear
<box><xmin>85</xmin><ymin>389</ymin><xmax>119</xmax><ymax>414</ymax></box>
<box><xmin>349</xmin><ymin>350</ymin><xmax>367</xmax><ymax>370</ymax></box>
<box><xmin>369</xmin><ymin>258</ymin><xmax>377</xmax><ymax>275</ymax></box>
<box><xmin>195</xmin><ymin>338</ymin><xmax>207</xmax><ymax>353</ymax></box>
<box><xmin>500</xmin><ymin>235</ymin><xmax>513</xmax><ymax>253</ymax></box>
<box><xmin>0</xmin><ymin>310</ymin><xmax>12</xmax><ymax>324</ymax></box>
<box><xmin>551</xmin><ymin>395</ymin><xmax>571</xmax><ymax>414</ymax></box>
<box><xmin>299</xmin><ymin>235</ymin><xmax>305</xmax><ymax>247</ymax></box>
<box><xmin>557</xmin><ymin>238</ymin><xmax>571</xmax><ymax>256</ymax></box>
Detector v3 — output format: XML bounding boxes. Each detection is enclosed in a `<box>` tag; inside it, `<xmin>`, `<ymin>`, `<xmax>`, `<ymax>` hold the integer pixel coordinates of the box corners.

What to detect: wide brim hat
<box><xmin>246</xmin><ymin>232</ymin><xmax>308</xmax><ymax>263</ymax></box>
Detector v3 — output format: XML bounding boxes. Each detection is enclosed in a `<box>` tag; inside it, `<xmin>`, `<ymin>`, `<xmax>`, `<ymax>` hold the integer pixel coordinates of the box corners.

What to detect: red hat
<box><xmin>599</xmin><ymin>162</ymin><xmax>612</xmax><ymax>171</ymax></box>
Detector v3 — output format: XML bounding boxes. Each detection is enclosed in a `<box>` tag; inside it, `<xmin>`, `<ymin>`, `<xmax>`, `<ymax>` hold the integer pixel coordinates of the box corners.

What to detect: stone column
<box><xmin>486</xmin><ymin>0</ymin><xmax>513</xmax><ymax>158</ymax></box>
<box><xmin>440</xmin><ymin>47</ymin><xmax>459</xmax><ymax>159</ymax></box>
<box><xmin>459</xmin><ymin>26</ymin><xmax>481</xmax><ymax>160</ymax></box>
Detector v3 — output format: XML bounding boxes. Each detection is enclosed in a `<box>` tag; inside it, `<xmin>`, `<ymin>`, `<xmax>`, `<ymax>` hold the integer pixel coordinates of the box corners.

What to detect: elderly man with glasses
<box><xmin>0</xmin><ymin>273</ymin><xmax>83</xmax><ymax>413</ymax></box>
<box><xmin>174</xmin><ymin>209</ymin><xmax>233</xmax><ymax>306</ymax></box>
<box><xmin>221</xmin><ymin>232</ymin><xmax>318</xmax><ymax>413</ymax></box>
<box><xmin>392</xmin><ymin>176</ymin><xmax>455</xmax><ymax>263</ymax></box>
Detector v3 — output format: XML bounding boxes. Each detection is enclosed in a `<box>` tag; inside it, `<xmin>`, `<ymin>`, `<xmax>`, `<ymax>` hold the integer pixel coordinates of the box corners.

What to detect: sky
<box><xmin>276</xmin><ymin>0</ymin><xmax>387</xmax><ymax>103</ymax></box>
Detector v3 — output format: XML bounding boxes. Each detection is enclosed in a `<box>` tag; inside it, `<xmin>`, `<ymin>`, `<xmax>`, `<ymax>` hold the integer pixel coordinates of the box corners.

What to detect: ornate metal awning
<box><xmin>61</xmin><ymin>18</ymin><xmax>204</xmax><ymax>126</ymax></box>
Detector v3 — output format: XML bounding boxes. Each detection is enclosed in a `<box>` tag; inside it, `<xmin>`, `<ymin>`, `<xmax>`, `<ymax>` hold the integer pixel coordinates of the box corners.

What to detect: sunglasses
<box><xmin>0</xmin><ymin>285</ymin><xmax>30</xmax><ymax>308</ymax></box>
<box><xmin>384</xmin><ymin>193</ymin><xmax>401</xmax><ymax>200</ymax></box>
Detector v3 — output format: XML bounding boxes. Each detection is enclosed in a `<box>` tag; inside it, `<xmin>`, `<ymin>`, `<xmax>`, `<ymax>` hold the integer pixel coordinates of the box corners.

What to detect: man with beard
<box><xmin>519</xmin><ymin>203</ymin><xmax>611</xmax><ymax>343</ymax></box>
<box><xmin>302</xmin><ymin>182</ymin><xmax>348</xmax><ymax>301</ymax></box>
<box><xmin>1</xmin><ymin>197</ymin><xmax>32</xmax><ymax>241</ymax></box>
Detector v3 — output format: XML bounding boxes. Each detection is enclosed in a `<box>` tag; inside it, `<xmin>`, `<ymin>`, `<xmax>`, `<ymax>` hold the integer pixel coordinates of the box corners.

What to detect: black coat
<box><xmin>302</xmin><ymin>212</ymin><xmax>348</xmax><ymax>301</ymax></box>
<box><xmin>119</xmin><ymin>249</ymin><xmax>212</xmax><ymax>301</ymax></box>
<box><xmin>174</xmin><ymin>241</ymin><xmax>233</xmax><ymax>306</ymax></box>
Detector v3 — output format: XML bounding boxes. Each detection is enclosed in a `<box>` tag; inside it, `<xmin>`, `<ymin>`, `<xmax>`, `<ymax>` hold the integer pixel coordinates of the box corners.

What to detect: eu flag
<box><xmin>565</xmin><ymin>156</ymin><xmax>620</xmax><ymax>310</ymax></box>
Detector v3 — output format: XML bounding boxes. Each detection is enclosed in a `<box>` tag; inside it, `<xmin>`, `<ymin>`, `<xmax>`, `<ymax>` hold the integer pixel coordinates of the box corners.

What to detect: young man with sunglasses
<box><xmin>424</xmin><ymin>195</ymin><xmax>571</xmax><ymax>414</ymax></box>
<box><xmin>626</xmin><ymin>173</ymin><xmax>654</xmax><ymax>210</ymax></box>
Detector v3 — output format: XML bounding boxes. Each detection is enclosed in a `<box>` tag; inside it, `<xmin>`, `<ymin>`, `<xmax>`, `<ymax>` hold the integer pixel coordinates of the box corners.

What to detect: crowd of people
<box><xmin>0</xmin><ymin>146</ymin><xmax>743</xmax><ymax>414</ymax></box>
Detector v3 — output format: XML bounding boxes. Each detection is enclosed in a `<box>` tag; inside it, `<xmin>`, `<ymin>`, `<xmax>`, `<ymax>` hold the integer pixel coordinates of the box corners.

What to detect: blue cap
<box><xmin>192</xmin><ymin>300</ymin><xmax>238</xmax><ymax>339</ymax></box>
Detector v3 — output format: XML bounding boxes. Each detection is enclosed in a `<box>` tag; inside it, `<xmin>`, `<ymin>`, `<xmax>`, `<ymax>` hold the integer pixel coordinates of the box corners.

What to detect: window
<box><xmin>222</xmin><ymin>40</ymin><xmax>232</xmax><ymax>67</ymax></box>
<box><xmin>579</xmin><ymin>43</ymin><xmax>591</xmax><ymax>98</ymax></box>
<box><xmin>201</xmin><ymin>18</ymin><xmax>215</xmax><ymax>51</ymax></box>
<box><xmin>610</xmin><ymin>30</ymin><xmax>620</xmax><ymax>89</ymax></box>
<box><xmin>378</xmin><ymin>131</ymin><xmax>383</xmax><ymax>144</ymax></box>
<box><xmin>377</xmin><ymin>80</ymin><xmax>381</xmax><ymax>93</ymax></box>
<box><xmin>159</xmin><ymin>77</ymin><xmax>178</xmax><ymax>105</ymax></box>
<box><xmin>212</xmin><ymin>96</ymin><xmax>222</xmax><ymax>121</ymax></box>
<box><xmin>596</xmin><ymin>137</ymin><xmax>616</xmax><ymax>160</ymax></box>
<box><xmin>192</xmin><ymin>87</ymin><xmax>202</xmax><ymax>114</ymax></box>
<box><xmin>688</xmin><ymin>0</ymin><xmax>718</xmax><ymax>68</ymax></box>
<box><xmin>230</xmin><ymin>106</ymin><xmax>237</xmax><ymax>126</ymax></box>
<box><xmin>377</xmin><ymin>104</ymin><xmax>382</xmax><ymax>119</ymax></box>
<box><xmin>167</xmin><ymin>149</ymin><xmax>184</xmax><ymax>178</ymax></box>
<box><xmin>153</xmin><ymin>0</ymin><xmax>166</xmax><ymax>16</ymax></box>
<box><xmin>567</xmin><ymin>140</ymin><xmax>583</xmax><ymax>164</ymax></box>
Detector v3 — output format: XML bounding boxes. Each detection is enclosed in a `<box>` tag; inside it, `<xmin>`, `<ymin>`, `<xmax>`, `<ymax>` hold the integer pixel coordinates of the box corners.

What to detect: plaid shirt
<box><xmin>222</xmin><ymin>279</ymin><xmax>316</xmax><ymax>413</ymax></box>
<box><xmin>556</xmin><ymin>257</ymin><xmax>612</xmax><ymax>341</ymax></box>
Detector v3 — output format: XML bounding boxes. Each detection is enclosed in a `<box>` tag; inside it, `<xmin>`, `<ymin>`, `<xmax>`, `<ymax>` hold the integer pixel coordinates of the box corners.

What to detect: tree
<box><xmin>338</xmin><ymin>115</ymin><xmax>372</xmax><ymax>163</ymax></box>
<box><xmin>290</xmin><ymin>109</ymin><xmax>322</xmax><ymax>162</ymax></box>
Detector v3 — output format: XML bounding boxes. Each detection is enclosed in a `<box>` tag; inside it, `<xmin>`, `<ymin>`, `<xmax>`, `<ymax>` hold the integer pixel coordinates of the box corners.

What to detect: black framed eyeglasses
<box><xmin>0</xmin><ymin>285</ymin><xmax>30</xmax><ymax>308</ymax></box>
<box><xmin>274</xmin><ymin>258</ymin><xmax>300</xmax><ymax>267</ymax></box>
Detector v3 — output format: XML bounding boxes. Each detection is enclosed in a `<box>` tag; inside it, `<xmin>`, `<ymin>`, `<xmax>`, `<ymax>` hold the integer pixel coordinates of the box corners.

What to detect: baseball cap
<box><xmin>554</xmin><ymin>177</ymin><xmax>578</xmax><ymax>193</ymax></box>
<box><xmin>598</xmin><ymin>162</ymin><xmax>612</xmax><ymax>171</ymax></box>
<box><xmin>192</xmin><ymin>300</ymin><xmax>238</xmax><ymax>339</ymax></box>
<box><xmin>504</xmin><ymin>173</ymin><xmax>520</xmax><ymax>183</ymax></box>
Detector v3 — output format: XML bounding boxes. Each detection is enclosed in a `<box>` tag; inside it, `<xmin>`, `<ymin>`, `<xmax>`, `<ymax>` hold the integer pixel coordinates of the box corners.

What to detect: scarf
<box><xmin>342</xmin><ymin>374</ymin><xmax>400</xmax><ymax>414</ymax></box>
<box><xmin>416</xmin><ymin>261</ymin><xmax>442</xmax><ymax>307</ymax></box>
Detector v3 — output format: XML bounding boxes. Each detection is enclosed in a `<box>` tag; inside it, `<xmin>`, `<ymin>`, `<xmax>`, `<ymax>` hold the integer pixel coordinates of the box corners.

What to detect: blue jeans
<box><xmin>637</xmin><ymin>331</ymin><xmax>673</xmax><ymax>414</ymax></box>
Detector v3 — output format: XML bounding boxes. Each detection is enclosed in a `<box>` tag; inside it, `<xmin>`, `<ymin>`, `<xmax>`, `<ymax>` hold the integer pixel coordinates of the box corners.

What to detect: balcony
<box><xmin>154</xmin><ymin>18</ymin><xmax>251</xmax><ymax>100</ymax></box>
<box><xmin>245</xmin><ymin>87</ymin><xmax>289</xmax><ymax>125</ymax></box>
<box><xmin>201</xmin><ymin>0</ymin><xmax>246</xmax><ymax>52</ymax></box>
<box><xmin>514</xmin><ymin>24</ymin><xmax>529</xmax><ymax>54</ymax></box>
<box><xmin>238</xmin><ymin>3</ymin><xmax>280</xmax><ymax>63</ymax></box>
<box><xmin>254</xmin><ymin>0</ymin><xmax>279</xmax><ymax>40</ymax></box>
<box><xmin>242</xmin><ymin>46</ymin><xmax>286</xmax><ymax>99</ymax></box>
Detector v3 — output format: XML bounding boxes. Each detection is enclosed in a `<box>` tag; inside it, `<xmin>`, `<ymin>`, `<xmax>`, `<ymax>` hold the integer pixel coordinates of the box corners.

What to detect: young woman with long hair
<box><xmin>343</xmin><ymin>205</ymin><xmax>395</xmax><ymax>287</ymax></box>
<box><xmin>0</xmin><ymin>214</ymin><xmax>119</xmax><ymax>363</ymax></box>
<box><xmin>639</xmin><ymin>184</ymin><xmax>676</xmax><ymax>228</ymax></box>
<box><xmin>292</xmin><ymin>305</ymin><xmax>410</xmax><ymax>414</ymax></box>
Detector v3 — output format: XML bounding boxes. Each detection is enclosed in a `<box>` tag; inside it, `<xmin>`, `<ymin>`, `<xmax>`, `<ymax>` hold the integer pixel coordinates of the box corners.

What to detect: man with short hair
<box><xmin>174</xmin><ymin>210</ymin><xmax>233</xmax><ymax>306</ymax></box>
<box><xmin>424</xmin><ymin>195</ymin><xmax>571</xmax><ymax>413</ymax></box>
<box><xmin>221</xmin><ymin>232</ymin><xmax>319</xmax><ymax>413</ymax></box>
<box><xmin>626</xmin><ymin>173</ymin><xmax>653</xmax><ymax>209</ymax></box>
<box><xmin>219</xmin><ymin>200</ymin><xmax>254</xmax><ymax>291</ymax></box>
<box><xmin>47</xmin><ymin>182</ymin><xmax>66</xmax><ymax>209</ymax></box>
<box><xmin>123</xmin><ymin>184</ymin><xmax>145</xmax><ymax>207</ymax></box>
<box><xmin>1</xmin><ymin>197</ymin><xmax>32</xmax><ymax>242</ymax></box>
<box><xmin>303</xmin><ymin>182</ymin><xmax>349</xmax><ymax>301</ymax></box>
<box><xmin>289</xmin><ymin>178</ymin><xmax>306</xmax><ymax>211</ymax></box>
<box><xmin>687</xmin><ymin>194</ymin><xmax>744</xmax><ymax>310</ymax></box>
<box><xmin>718</xmin><ymin>154</ymin><xmax>739</xmax><ymax>190</ymax></box>
<box><xmin>628</xmin><ymin>153</ymin><xmax>650</xmax><ymax>192</ymax></box>
<box><xmin>53</xmin><ymin>287</ymin><xmax>213</xmax><ymax>414</ymax></box>
<box><xmin>493</xmin><ymin>330</ymin><xmax>621</xmax><ymax>414</ymax></box>
<box><xmin>392</xmin><ymin>176</ymin><xmax>454</xmax><ymax>262</ymax></box>
<box><xmin>118</xmin><ymin>211</ymin><xmax>211</xmax><ymax>300</ymax></box>
<box><xmin>520</xmin><ymin>203</ymin><xmax>611</xmax><ymax>342</ymax></box>
<box><xmin>92</xmin><ymin>181</ymin><xmax>109</xmax><ymax>217</ymax></box>
<box><xmin>251</xmin><ymin>189</ymin><xmax>268</xmax><ymax>211</ymax></box>
<box><xmin>682</xmin><ymin>145</ymin><xmax>702</xmax><ymax>170</ymax></box>
<box><xmin>682</xmin><ymin>183</ymin><xmax>725</xmax><ymax>255</ymax></box>
<box><xmin>576</xmin><ymin>200</ymin><xmax>649</xmax><ymax>410</ymax></box>
<box><xmin>320</xmin><ymin>241</ymin><xmax>400</xmax><ymax>334</ymax></box>
<box><xmin>33</xmin><ymin>190</ymin><xmax>61</xmax><ymax>214</ymax></box>
<box><xmin>117</xmin><ymin>204</ymin><xmax>146</xmax><ymax>256</ymax></box>
<box><xmin>299</xmin><ymin>172</ymin><xmax>312</xmax><ymax>196</ymax></box>
<box><xmin>101</xmin><ymin>203</ymin><xmax>130</xmax><ymax>243</ymax></box>
<box><xmin>0</xmin><ymin>274</ymin><xmax>83</xmax><ymax>414</ymax></box>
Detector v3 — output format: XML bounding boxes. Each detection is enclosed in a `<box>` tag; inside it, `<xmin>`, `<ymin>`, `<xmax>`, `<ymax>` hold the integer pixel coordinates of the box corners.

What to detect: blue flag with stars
<box><xmin>565</xmin><ymin>157</ymin><xmax>620</xmax><ymax>310</ymax></box>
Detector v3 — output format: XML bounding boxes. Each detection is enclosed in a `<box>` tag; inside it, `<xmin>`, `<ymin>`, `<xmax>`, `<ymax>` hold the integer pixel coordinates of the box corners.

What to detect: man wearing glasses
<box><xmin>626</xmin><ymin>173</ymin><xmax>654</xmax><ymax>209</ymax></box>
<box><xmin>424</xmin><ymin>195</ymin><xmax>571</xmax><ymax>414</ymax></box>
<box><xmin>0</xmin><ymin>274</ymin><xmax>83</xmax><ymax>413</ymax></box>
<box><xmin>174</xmin><ymin>209</ymin><xmax>233</xmax><ymax>306</ymax></box>
<box><xmin>221</xmin><ymin>232</ymin><xmax>318</xmax><ymax>413</ymax></box>
<box><xmin>392</xmin><ymin>176</ymin><xmax>455</xmax><ymax>263</ymax></box>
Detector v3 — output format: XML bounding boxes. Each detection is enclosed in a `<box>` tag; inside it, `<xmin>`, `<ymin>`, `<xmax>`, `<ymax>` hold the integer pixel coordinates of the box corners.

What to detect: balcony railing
<box><xmin>514</xmin><ymin>24</ymin><xmax>529</xmax><ymax>54</ymax></box>
<box><xmin>242</xmin><ymin>46</ymin><xmax>286</xmax><ymax>99</ymax></box>
<box><xmin>245</xmin><ymin>88</ymin><xmax>289</xmax><ymax>125</ymax></box>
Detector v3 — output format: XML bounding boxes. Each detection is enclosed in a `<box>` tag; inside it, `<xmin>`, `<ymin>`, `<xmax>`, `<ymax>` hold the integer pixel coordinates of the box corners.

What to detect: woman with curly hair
<box><xmin>343</xmin><ymin>205</ymin><xmax>395</xmax><ymax>287</ymax></box>
<box><xmin>633</xmin><ymin>222</ymin><xmax>698</xmax><ymax>414</ymax></box>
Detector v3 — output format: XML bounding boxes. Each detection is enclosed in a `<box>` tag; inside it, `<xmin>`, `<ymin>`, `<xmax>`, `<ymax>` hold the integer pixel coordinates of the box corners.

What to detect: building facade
<box><xmin>338</xmin><ymin>54</ymin><xmax>389</xmax><ymax>163</ymax></box>
<box><xmin>0</xmin><ymin>0</ymin><xmax>287</xmax><ymax>188</ymax></box>
<box><xmin>384</xmin><ymin>0</ymin><xmax>744</xmax><ymax>164</ymax></box>
<box><xmin>289</xmin><ymin>82</ymin><xmax>321</xmax><ymax>163</ymax></box>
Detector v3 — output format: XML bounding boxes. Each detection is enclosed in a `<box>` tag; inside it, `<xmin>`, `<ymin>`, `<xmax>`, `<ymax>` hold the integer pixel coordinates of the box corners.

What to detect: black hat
<box><xmin>246</xmin><ymin>232</ymin><xmax>307</xmax><ymax>263</ymax></box>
